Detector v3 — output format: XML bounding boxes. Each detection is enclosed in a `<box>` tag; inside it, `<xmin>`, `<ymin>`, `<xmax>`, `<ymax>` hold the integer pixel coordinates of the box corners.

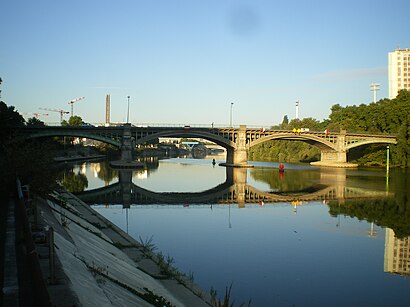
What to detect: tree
<box><xmin>67</xmin><ymin>115</ymin><xmax>83</xmax><ymax>126</ymax></box>
<box><xmin>0</xmin><ymin>101</ymin><xmax>25</xmax><ymax>129</ymax></box>
<box><xmin>26</xmin><ymin>117</ymin><xmax>46</xmax><ymax>127</ymax></box>
<box><xmin>281</xmin><ymin>115</ymin><xmax>289</xmax><ymax>128</ymax></box>
<box><xmin>326</xmin><ymin>90</ymin><xmax>410</xmax><ymax>166</ymax></box>
<box><xmin>0</xmin><ymin>101</ymin><xmax>57</xmax><ymax>195</ymax></box>
<box><xmin>60</xmin><ymin>171</ymin><xmax>88</xmax><ymax>193</ymax></box>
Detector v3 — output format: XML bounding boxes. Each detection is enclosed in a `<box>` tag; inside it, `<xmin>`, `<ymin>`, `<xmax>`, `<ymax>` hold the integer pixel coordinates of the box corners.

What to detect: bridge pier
<box><xmin>110</xmin><ymin>124</ymin><xmax>143</xmax><ymax>168</ymax></box>
<box><xmin>311</xmin><ymin>131</ymin><xmax>358</xmax><ymax>168</ymax></box>
<box><xmin>119</xmin><ymin>170</ymin><xmax>132</xmax><ymax>208</ymax></box>
<box><xmin>223</xmin><ymin>125</ymin><xmax>253</xmax><ymax>168</ymax></box>
<box><xmin>311</xmin><ymin>150</ymin><xmax>357</xmax><ymax>167</ymax></box>
<box><xmin>120</xmin><ymin>124</ymin><xmax>133</xmax><ymax>162</ymax></box>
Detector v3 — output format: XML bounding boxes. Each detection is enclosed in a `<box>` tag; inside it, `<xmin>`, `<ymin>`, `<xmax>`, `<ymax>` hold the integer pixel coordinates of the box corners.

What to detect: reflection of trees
<box><xmin>250</xmin><ymin>168</ymin><xmax>321</xmax><ymax>192</ymax></box>
<box><xmin>97</xmin><ymin>161</ymin><xmax>118</xmax><ymax>182</ymax></box>
<box><xmin>329</xmin><ymin>171</ymin><xmax>410</xmax><ymax>238</ymax></box>
<box><xmin>328</xmin><ymin>198</ymin><xmax>410</xmax><ymax>238</ymax></box>
<box><xmin>61</xmin><ymin>171</ymin><xmax>88</xmax><ymax>193</ymax></box>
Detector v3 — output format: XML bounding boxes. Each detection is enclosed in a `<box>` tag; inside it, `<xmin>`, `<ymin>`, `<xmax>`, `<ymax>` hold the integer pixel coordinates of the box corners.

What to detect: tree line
<box><xmin>250</xmin><ymin>90</ymin><xmax>410</xmax><ymax>167</ymax></box>
<box><xmin>0</xmin><ymin>101</ymin><xmax>59</xmax><ymax>196</ymax></box>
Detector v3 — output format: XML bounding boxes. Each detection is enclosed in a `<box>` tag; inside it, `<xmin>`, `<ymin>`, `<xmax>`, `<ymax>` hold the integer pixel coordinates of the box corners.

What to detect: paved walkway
<box><xmin>1</xmin><ymin>198</ymin><xmax>19</xmax><ymax>306</ymax></box>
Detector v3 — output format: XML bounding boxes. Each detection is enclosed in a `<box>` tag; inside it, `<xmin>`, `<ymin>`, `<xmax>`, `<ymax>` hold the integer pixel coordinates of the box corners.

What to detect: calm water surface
<box><xmin>62</xmin><ymin>157</ymin><xmax>410</xmax><ymax>306</ymax></box>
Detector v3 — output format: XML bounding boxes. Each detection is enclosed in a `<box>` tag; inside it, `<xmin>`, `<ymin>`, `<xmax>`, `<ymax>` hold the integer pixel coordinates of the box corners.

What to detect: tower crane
<box><xmin>39</xmin><ymin>108</ymin><xmax>69</xmax><ymax>123</ymax></box>
<box><xmin>22</xmin><ymin>112</ymin><xmax>49</xmax><ymax>118</ymax></box>
<box><xmin>68</xmin><ymin>96</ymin><xmax>85</xmax><ymax>117</ymax></box>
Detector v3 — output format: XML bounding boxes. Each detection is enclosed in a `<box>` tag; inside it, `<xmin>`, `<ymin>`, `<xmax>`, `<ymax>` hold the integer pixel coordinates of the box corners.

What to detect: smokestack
<box><xmin>105</xmin><ymin>94</ymin><xmax>110</xmax><ymax>125</ymax></box>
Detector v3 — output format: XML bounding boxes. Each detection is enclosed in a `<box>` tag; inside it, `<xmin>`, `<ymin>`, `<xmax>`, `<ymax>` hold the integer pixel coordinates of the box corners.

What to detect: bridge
<box><xmin>23</xmin><ymin>124</ymin><xmax>397</xmax><ymax>167</ymax></box>
<box><xmin>74</xmin><ymin>168</ymin><xmax>392</xmax><ymax>207</ymax></box>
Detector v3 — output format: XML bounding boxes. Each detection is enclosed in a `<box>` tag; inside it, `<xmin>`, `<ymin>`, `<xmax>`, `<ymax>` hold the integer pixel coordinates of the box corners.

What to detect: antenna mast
<box><xmin>370</xmin><ymin>83</ymin><xmax>380</xmax><ymax>103</ymax></box>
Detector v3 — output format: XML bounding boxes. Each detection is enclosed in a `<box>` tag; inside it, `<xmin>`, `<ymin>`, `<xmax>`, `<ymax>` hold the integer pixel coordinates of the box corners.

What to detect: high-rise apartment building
<box><xmin>384</xmin><ymin>228</ymin><xmax>410</xmax><ymax>275</ymax></box>
<box><xmin>388</xmin><ymin>48</ymin><xmax>410</xmax><ymax>99</ymax></box>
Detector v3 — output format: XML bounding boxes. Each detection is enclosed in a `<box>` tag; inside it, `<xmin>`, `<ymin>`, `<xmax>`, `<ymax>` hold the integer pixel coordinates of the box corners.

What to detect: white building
<box><xmin>388</xmin><ymin>48</ymin><xmax>410</xmax><ymax>99</ymax></box>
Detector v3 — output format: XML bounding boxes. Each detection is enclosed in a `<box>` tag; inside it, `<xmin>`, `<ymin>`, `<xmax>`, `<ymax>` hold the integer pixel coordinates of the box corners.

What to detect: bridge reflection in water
<box><xmin>75</xmin><ymin>167</ymin><xmax>392</xmax><ymax>208</ymax></box>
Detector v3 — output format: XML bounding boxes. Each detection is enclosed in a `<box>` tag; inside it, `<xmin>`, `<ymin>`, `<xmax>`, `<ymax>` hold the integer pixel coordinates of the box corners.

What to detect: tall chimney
<box><xmin>105</xmin><ymin>94</ymin><xmax>110</xmax><ymax>125</ymax></box>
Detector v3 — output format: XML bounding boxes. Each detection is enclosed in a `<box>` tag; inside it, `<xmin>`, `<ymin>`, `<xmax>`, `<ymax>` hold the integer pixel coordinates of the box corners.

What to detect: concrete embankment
<box><xmin>32</xmin><ymin>190</ymin><xmax>213</xmax><ymax>306</ymax></box>
<box><xmin>53</xmin><ymin>154</ymin><xmax>106</xmax><ymax>162</ymax></box>
<box><xmin>310</xmin><ymin>161</ymin><xmax>358</xmax><ymax>168</ymax></box>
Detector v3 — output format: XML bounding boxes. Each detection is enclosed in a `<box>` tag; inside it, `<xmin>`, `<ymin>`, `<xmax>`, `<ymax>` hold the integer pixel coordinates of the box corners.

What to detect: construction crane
<box><xmin>68</xmin><ymin>96</ymin><xmax>85</xmax><ymax>117</ymax></box>
<box><xmin>22</xmin><ymin>112</ymin><xmax>49</xmax><ymax>118</ymax></box>
<box><xmin>39</xmin><ymin>108</ymin><xmax>69</xmax><ymax>123</ymax></box>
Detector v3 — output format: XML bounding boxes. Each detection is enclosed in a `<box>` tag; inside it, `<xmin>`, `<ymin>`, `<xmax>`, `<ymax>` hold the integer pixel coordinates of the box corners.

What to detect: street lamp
<box><xmin>295</xmin><ymin>101</ymin><xmax>299</xmax><ymax>119</ymax></box>
<box><xmin>230</xmin><ymin>102</ymin><xmax>234</xmax><ymax>127</ymax></box>
<box><xmin>126</xmin><ymin>96</ymin><xmax>130</xmax><ymax>124</ymax></box>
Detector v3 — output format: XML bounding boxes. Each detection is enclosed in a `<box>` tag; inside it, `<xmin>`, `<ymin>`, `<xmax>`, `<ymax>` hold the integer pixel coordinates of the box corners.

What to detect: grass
<box><xmin>212</xmin><ymin>284</ymin><xmax>252</xmax><ymax>307</ymax></box>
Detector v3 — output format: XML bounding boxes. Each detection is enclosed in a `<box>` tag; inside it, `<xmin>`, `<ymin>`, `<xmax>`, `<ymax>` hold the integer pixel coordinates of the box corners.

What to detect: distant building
<box><xmin>388</xmin><ymin>48</ymin><xmax>410</xmax><ymax>99</ymax></box>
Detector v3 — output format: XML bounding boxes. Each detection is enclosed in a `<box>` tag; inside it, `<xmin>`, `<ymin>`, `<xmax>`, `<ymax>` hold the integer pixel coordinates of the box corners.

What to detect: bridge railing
<box><xmin>43</xmin><ymin>122</ymin><xmax>271</xmax><ymax>129</ymax></box>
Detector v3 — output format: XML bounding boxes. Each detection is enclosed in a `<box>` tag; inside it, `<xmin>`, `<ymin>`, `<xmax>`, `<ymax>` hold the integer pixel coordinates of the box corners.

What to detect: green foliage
<box><xmin>213</xmin><ymin>284</ymin><xmax>252</xmax><ymax>307</ymax></box>
<box><xmin>96</xmin><ymin>161</ymin><xmax>118</xmax><ymax>182</ymax></box>
<box><xmin>26</xmin><ymin>117</ymin><xmax>46</xmax><ymax>127</ymax></box>
<box><xmin>249</xmin><ymin>140</ymin><xmax>320</xmax><ymax>163</ymax></box>
<box><xmin>327</xmin><ymin>168</ymin><xmax>410</xmax><ymax>237</ymax></box>
<box><xmin>258</xmin><ymin>90</ymin><xmax>410</xmax><ymax>167</ymax></box>
<box><xmin>0</xmin><ymin>101</ymin><xmax>25</xmax><ymax>128</ymax></box>
<box><xmin>63</xmin><ymin>115</ymin><xmax>83</xmax><ymax>126</ymax></box>
<box><xmin>59</xmin><ymin>170</ymin><xmax>88</xmax><ymax>193</ymax></box>
<box><xmin>0</xmin><ymin>101</ymin><xmax>58</xmax><ymax>195</ymax></box>
<box><xmin>328</xmin><ymin>198</ymin><xmax>410</xmax><ymax>238</ymax></box>
<box><xmin>281</xmin><ymin>115</ymin><xmax>289</xmax><ymax>125</ymax></box>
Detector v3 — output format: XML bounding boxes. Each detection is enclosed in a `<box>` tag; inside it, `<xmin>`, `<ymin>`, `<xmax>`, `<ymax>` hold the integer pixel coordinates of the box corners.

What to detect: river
<box><xmin>59</xmin><ymin>156</ymin><xmax>410</xmax><ymax>306</ymax></box>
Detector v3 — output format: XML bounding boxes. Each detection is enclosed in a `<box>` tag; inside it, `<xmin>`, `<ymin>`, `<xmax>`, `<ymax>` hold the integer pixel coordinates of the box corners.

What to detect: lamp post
<box><xmin>126</xmin><ymin>96</ymin><xmax>130</xmax><ymax>124</ymax></box>
<box><xmin>230</xmin><ymin>102</ymin><xmax>234</xmax><ymax>127</ymax></box>
<box><xmin>295</xmin><ymin>101</ymin><xmax>299</xmax><ymax>119</ymax></box>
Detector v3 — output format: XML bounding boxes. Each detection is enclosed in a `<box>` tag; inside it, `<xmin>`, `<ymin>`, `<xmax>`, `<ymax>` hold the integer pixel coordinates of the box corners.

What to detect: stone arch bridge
<box><xmin>23</xmin><ymin>124</ymin><xmax>397</xmax><ymax>167</ymax></box>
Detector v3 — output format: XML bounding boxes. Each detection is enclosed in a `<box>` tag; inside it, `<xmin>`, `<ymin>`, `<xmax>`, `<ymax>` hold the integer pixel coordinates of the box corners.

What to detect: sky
<box><xmin>1</xmin><ymin>0</ymin><xmax>409</xmax><ymax>127</ymax></box>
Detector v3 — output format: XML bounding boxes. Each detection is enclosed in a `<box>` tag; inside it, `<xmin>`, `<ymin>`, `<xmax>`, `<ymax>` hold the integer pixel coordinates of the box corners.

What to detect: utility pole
<box><xmin>370</xmin><ymin>83</ymin><xmax>380</xmax><ymax>103</ymax></box>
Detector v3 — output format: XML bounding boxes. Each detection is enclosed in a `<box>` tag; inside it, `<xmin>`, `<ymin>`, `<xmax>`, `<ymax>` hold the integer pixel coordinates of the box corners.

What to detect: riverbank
<box><xmin>53</xmin><ymin>154</ymin><xmax>106</xmax><ymax>162</ymax></box>
<box><xmin>310</xmin><ymin>161</ymin><xmax>359</xmax><ymax>168</ymax></box>
<box><xmin>31</xmin><ymin>189</ymin><xmax>213</xmax><ymax>306</ymax></box>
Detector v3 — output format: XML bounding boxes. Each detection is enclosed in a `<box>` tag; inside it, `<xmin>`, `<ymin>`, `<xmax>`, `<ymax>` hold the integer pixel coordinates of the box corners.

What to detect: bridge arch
<box><xmin>25</xmin><ymin>129</ymin><xmax>122</xmax><ymax>148</ymax></box>
<box><xmin>248</xmin><ymin>133</ymin><xmax>337</xmax><ymax>151</ymax></box>
<box><xmin>344</xmin><ymin>138</ymin><xmax>397</xmax><ymax>151</ymax></box>
<box><xmin>135</xmin><ymin>129</ymin><xmax>236</xmax><ymax>150</ymax></box>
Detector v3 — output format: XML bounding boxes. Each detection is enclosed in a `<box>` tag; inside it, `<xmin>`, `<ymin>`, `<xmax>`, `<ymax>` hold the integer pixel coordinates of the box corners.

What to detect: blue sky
<box><xmin>1</xmin><ymin>0</ymin><xmax>409</xmax><ymax>127</ymax></box>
